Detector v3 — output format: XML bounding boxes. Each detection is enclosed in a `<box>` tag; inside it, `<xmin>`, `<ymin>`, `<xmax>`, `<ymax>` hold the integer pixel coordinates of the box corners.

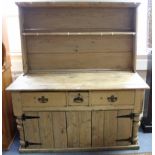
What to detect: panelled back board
<box><xmin>19</xmin><ymin>3</ymin><xmax>137</xmax><ymax>73</ymax></box>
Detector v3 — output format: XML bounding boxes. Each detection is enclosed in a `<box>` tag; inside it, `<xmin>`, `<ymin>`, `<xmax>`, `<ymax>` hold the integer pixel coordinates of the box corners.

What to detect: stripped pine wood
<box><xmin>78</xmin><ymin>111</ymin><xmax>91</xmax><ymax>147</ymax></box>
<box><xmin>22</xmin><ymin>7</ymin><xmax>135</xmax><ymax>31</ymax></box>
<box><xmin>8</xmin><ymin>1</ymin><xmax>149</xmax><ymax>152</ymax></box>
<box><xmin>104</xmin><ymin>110</ymin><xmax>117</xmax><ymax>146</ymax></box>
<box><xmin>92</xmin><ymin>111</ymin><xmax>104</xmax><ymax>147</ymax></box>
<box><xmin>7</xmin><ymin>72</ymin><xmax>149</xmax><ymax>91</ymax></box>
<box><xmin>117</xmin><ymin>110</ymin><xmax>132</xmax><ymax>145</ymax></box>
<box><xmin>66</xmin><ymin>112</ymin><xmax>80</xmax><ymax>147</ymax></box>
<box><xmin>90</xmin><ymin>90</ymin><xmax>134</xmax><ymax>106</ymax></box>
<box><xmin>21</xmin><ymin>92</ymin><xmax>66</xmax><ymax>107</ymax></box>
<box><xmin>52</xmin><ymin>112</ymin><xmax>67</xmax><ymax>148</ymax></box>
<box><xmin>26</xmin><ymin>35</ymin><xmax>133</xmax><ymax>54</ymax></box>
<box><xmin>38</xmin><ymin>112</ymin><xmax>54</xmax><ymax>148</ymax></box>
<box><xmin>23</xmin><ymin>112</ymin><xmax>41</xmax><ymax>149</ymax></box>
<box><xmin>68</xmin><ymin>92</ymin><xmax>89</xmax><ymax>106</ymax></box>
<box><xmin>18</xmin><ymin>8</ymin><xmax>28</xmax><ymax>74</ymax></box>
<box><xmin>22</xmin><ymin>105</ymin><xmax>134</xmax><ymax>112</ymax></box>
<box><xmin>66</xmin><ymin>111</ymin><xmax>91</xmax><ymax>148</ymax></box>
<box><xmin>134</xmin><ymin>90</ymin><xmax>144</xmax><ymax>113</ymax></box>
<box><xmin>11</xmin><ymin>92</ymin><xmax>22</xmax><ymax>116</ymax></box>
<box><xmin>28</xmin><ymin>52</ymin><xmax>132</xmax><ymax>71</ymax></box>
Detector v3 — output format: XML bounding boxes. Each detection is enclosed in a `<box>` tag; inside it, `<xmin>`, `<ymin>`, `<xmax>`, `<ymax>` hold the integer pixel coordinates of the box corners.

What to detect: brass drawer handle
<box><xmin>38</xmin><ymin>96</ymin><xmax>48</xmax><ymax>103</ymax></box>
<box><xmin>107</xmin><ymin>95</ymin><xmax>117</xmax><ymax>102</ymax></box>
<box><xmin>73</xmin><ymin>94</ymin><xmax>84</xmax><ymax>103</ymax></box>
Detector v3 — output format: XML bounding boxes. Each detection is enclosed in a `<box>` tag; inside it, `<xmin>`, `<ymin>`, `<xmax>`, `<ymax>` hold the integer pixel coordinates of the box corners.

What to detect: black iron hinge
<box><xmin>117</xmin><ymin>113</ymin><xmax>135</xmax><ymax>120</ymax></box>
<box><xmin>24</xmin><ymin>141</ymin><xmax>42</xmax><ymax>148</ymax></box>
<box><xmin>116</xmin><ymin>137</ymin><xmax>133</xmax><ymax>144</ymax></box>
<box><xmin>21</xmin><ymin>114</ymin><xmax>40</xmax><ymax>121</ymax></box>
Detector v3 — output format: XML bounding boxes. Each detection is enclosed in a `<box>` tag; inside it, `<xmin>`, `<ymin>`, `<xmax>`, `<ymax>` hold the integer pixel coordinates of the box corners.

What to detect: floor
<box><xmin>3</xmin><ymin>128</ymin><xmax>152</xmax><ymax>155</ymax></box>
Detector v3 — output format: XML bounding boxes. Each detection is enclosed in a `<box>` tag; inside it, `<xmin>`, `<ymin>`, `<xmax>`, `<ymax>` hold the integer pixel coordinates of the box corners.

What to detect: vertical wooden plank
<box><xmin>38</xmin><ymin>112</ymin><xmax>54</xmax><ymax>148</ymax></box>
<box><xmin>92</xmin><ymin>111</ymin><xmax>104</xmax><ymax>147</ymax></box>
<box><xmin>52</xmin><ymin>112</ymin><xmax>67</xmax><ymax>148</ymax></box>
<box><xmin>104</xmin><ymin>110</ymin><xmax>117</xmax><ymax>146</ymax></box>
<box><xmin>19</xmin><ymin>7</ymin><xmax>28</xmax><ymax>73</ymax></box>
<box><xmin>67</xmin><ymin>111</ymin><xmax>91</xmax><ymax>148</ymax></box>
<box><xmin>79</xmin><ymin>111</ymin><xmax>91</xmax><ymax>147</ymax></box>
<box><xmin>23</xmin><ymin>112</ymin><xmax>41</xmax><ymax>149</ymax></box>
<box><xmin>66</xmin><ymin>112</ymin><xmax>79</xmax><ymax>147</ymax></box>
<box><xmin>133</xmin><ymin>8</ymin><xmax>138</xmax><ymax>72</ymax></box>
<box><xmin>117</xmin><ymin>110</ymin><xmax>132</xmax><ymax>145</ymax></box>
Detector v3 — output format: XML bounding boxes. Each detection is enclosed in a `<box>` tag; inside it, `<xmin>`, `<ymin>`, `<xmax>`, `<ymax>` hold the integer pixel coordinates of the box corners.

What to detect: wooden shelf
<box><xmin>22</xmin><ymin>31</ymin><xmax>136</xmax><ymax>36</ymax></box>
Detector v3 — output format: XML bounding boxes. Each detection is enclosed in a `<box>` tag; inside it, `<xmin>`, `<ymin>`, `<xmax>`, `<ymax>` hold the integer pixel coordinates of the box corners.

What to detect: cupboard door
<box><xmin>92</xmin><ymin>110</ymin><xmax>133</xmax><ymax>147</ymax></box>
<box><xmin>117</xmin><ymin>110</ymin><xmax>133</xmax><ymax>145</ymax></box>
<box><xmin>23</xmin><ymin>112</ymin><xmax>41</xmax><ymax>149</ymax></box>
<box><xmin>66</xmin><ymin>111</ymin><xmax>91</xmax><ymax>148</ymax></box>
<box><xmin>23</xmin><ymin>111</ymin><xmax>67</xmax><ymax>149</ymax></box>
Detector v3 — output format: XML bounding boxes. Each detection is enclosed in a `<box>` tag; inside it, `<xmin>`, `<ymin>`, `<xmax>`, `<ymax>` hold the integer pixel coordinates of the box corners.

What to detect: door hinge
<box><xmin>116</xmin><ymin>137</ymin><xmax>133</xmax><ymax>143</ymax></box>
<box><xmin>24</xmin><ymin>141</ymin><xmax>42</xmax><ymax>148</ymax></box>
<box><xmin>117</xmin><ymin>113</ymin><xmax>135</xmax><ymax>119</ymax></box>
<box><xmin>21</xmin><ymin>114</ymin><xmax>40</xmax><ymax>121</ymax></box>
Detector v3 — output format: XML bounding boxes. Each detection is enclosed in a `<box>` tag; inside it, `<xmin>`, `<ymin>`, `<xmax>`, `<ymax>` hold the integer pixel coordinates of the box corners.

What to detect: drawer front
<box><xmin>21</xmin><ymin>92</ymin><xmax>66</xmax><ymax>107</ymax></box>
<box><xmin>68</xmin><ymin>92</ymin><xmax>89</xmax><ymax>106</ymax></box>
<box><xmin>90</xmin><ymin>91</ymin><xmax>134</xmax><ymax>106</ymax></box>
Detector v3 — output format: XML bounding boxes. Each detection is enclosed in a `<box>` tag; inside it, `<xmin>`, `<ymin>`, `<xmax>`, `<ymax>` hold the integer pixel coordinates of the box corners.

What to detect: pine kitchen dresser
<box><xmin>7</xmin><ymin>0</ymin><xmax>149</xmax><ymax>152</ymax></box>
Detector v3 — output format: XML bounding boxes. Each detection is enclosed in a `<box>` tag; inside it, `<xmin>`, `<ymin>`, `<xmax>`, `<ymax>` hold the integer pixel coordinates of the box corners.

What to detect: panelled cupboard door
<box><xmin>92</xmin><ymin>110</ymin><xmax>133</xmax><ymax>147</ymax></box>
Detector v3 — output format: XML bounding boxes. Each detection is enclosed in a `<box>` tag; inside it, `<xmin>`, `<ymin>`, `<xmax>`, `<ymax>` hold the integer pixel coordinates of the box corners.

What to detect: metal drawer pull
<box><xmin>73</xmin><ymin>94</ymin><xmax>84</xmax><ymax>103</ymax></box>
<box><xmin>38</xmin><ymin>96</ymin><xmax>48</xmax><ymax>103</ymax></box>
<box><xmin>107</xmin><ymin>95</ymin><xmax>117</xmax><ymax>102</ymax></box>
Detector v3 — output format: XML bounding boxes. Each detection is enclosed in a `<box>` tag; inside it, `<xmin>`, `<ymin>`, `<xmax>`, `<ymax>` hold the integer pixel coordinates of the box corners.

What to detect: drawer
<box><xmin>68</xmin><ymin>92</ymin><xmax>89</xmax><ymax>106</ymax></box>
<box><xmin>21</xmin><ymin>92</ymin><xmax>66</xmax><ymax>107</ymax></box>
<box><xmin>90</xmin><ymin>90</ymin><xmax>134</xmax><ymax>106</ymax></box>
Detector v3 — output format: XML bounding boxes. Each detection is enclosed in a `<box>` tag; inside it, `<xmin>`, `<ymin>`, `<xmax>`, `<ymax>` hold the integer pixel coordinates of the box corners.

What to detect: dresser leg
<box><xmin>16</xmin><ymin>118</ymin><xmax>25</xmax><ymax>148</ymax></box>
<box><xmin>132</xmin><ymin>114</ymin><xmax>140</xmax><ymax>145</ymax></box>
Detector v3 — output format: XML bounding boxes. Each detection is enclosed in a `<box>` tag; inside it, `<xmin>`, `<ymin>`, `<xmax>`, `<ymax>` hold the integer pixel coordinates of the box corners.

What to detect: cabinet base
<box><xmin>19</xmin><ymin>145</ymin><xmax>139</xmax><ymax>153</ymax></box>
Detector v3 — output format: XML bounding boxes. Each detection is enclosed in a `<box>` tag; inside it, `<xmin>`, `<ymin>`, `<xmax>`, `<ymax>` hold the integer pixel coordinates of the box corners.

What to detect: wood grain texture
<box><xmin>22</xmin><ymin>105</ymin><xmax>134</xmax><ymax>112</ymax></box>
<box><xmin>68</xmin><ymin>92</ymin><xmax>89</xmax><ymax>106</ymax></box>
<box><xmin>38</xmin><ymin>112</ymin><xmax>54</xmax><ymax>148</ymax></box>
<box><xmin>21</xmin><ymin>92</ymin><xmax>66</xmax><ymax>107</ymax></box>
<box><xmin>26</xmin><ymin>35</ymin><xmax>133</xmax><ymax>53</ymax></box>
<box><xmin>28</xmin><ymin>52</ymin><xmax>132</xmax><ymax>70</ymax></box>
<box><xmin>104</xmin><ymin>110</ymin><xmax>117</xmax><ymax>146</ymax></box>
<box><xmin>66</xmin><ymin>111</ymin><xmax>91</xmax><ymax>148</ymax></box>
<box><xmin>92</xmin><ymin>111</ymin><xmax>104</xmax><ymax>147</ymax></box>
<box><xmin>90</xmin><ymin>90</ymin><xmax>134</xmax><ymax>106</ymax></box>
<box><xmin>7</xmin><ymin>72</ymin><xmax>149</xmax><ymax>91</ymax></box>
<box><xmin>23</xmin><ymin>112</ymin><xmax>41</xmax><ymax>149</ymax></box>
<box><xmin>52</xmin><ymin>112</ymin><xmax>67</xmax><ymax>148</ymax></box>
<box><xmin>117</xmin><ymin>110</ymin><xmax>132</xmax><ymax>145</ymax></box>
<box><xmin>23</xmin><ymin>7</ymin><xmax>135</xmax><ymax>31</ymax></box>
<box><xmin>12</xmin><ymin>92</ymin><xmax>22</xmax><ymax>116</ymax></box>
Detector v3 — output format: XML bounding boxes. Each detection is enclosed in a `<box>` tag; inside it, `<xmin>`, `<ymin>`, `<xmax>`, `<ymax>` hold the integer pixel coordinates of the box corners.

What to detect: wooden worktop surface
<box><xmin>7</xmin><ymin>71</ymin><xmax>149</xmax><ymax>91</ymax></box>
